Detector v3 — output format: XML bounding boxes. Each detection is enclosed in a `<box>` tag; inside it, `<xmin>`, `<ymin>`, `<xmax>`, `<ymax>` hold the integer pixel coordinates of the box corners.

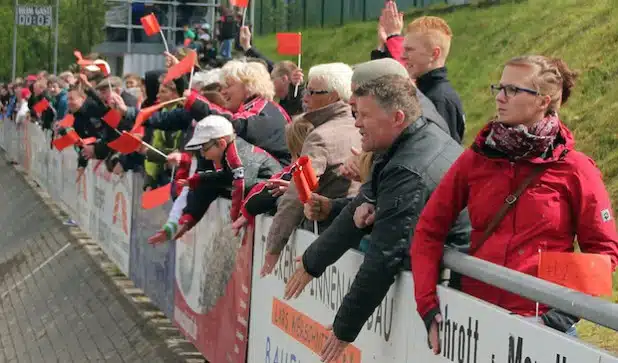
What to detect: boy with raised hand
<box><xmin>402</xmin><ymin>16</ymin><xmax>466</xmax><ymax>143</ymax></box>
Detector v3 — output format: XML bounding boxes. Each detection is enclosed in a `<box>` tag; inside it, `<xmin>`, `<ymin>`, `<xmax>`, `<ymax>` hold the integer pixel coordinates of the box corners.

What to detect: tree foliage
<box><xmin>0</xmin><ymin>0</ymin><xmax>107</xmax><ymax>81</ymax></box>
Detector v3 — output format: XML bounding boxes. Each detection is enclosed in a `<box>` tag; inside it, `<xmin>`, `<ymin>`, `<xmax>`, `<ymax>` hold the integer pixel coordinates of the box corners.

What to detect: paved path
<box><xmin>0</xmin><ymin>157</ymin><xmax>180</xmax><ymax>363</ymax></box>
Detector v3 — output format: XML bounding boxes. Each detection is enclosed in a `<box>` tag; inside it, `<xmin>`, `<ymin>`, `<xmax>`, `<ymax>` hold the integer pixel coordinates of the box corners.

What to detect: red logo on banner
<box><xmin>113</xmin><ymin>192</ymin><xmax>128</xmax><ymax>235</ymax></box>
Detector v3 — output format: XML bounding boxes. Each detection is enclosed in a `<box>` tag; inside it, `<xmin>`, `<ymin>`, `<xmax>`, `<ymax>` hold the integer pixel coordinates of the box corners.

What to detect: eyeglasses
<box><xmin>490</xmin><ymin>84</ymin><xmax>540</xmax><ymax>99</ymax></box>
<box><xmin>303</xmin><ymin>89</ymin><xmax>330</xmax><ymax>96</ymax></box>
<box><xmin>201</xmin><ymin>140</ymin><xmax>217</xmax><ymax>151</ymax></box>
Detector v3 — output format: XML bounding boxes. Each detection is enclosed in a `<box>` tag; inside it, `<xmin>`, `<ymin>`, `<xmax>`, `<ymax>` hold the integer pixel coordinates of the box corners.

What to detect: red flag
<box><xmin>230</xmin><ymin>0</ymin><xmax>249</xmax><ymax>7</ymax></box>
<box><xmin>142</xmin><ymin>183</ymin><xmax>171</xmax><ymax>209</ymax></box>
<box><xmin>162</xmin><ymin>50</ymin><xmax>197</xmax><ymax>85</ymax></box>
<box><xmin>276</xmin><ymin>33</ymin><xmax>302</xmax><ymax>55</ymax></box>
<box><xmin>538</xmin><ymin>252</ymin><xmax>613</xmax><ymax>297</ymax></box>
<box><xmin>52</xmin><ymin>131</ymin><xmax>81</xmax><ymax>151</ymax></box>
<box><xmin>58</xmin><ymin>114</ymin><xmax>75</xmax><ymax>128</ymax></box>
<box><xmin>131</xmin><ymin>98</ymin><xmax>184</xmax><ymax>132</ymax></box>
<box><xmin>183</xmin><ymin>38</ymin><xmax>192</xmax><ymax>47</ymax></box>
<box><xmin>33</xmin><ymin>98</ymin><xmax>50</xmax><ymax>116</ymax></box>
<box><xmin>297</xmin><ymin>155</ymin><xmax>318</xmax><ymax>190</ymax></box>
<box><xmin>102</xmin><ymin>109</ymin><xmax>122</xmax><ymax>129</ymax></box>
<box><xmin>293</xmin><ymin>169</ymin><xmax>312</xmax><ymax>204</ymax></box>
<box><xmin>95</xmin><ymin>60</ymin><xmax>111</xmax><ymax>76</ymax></box>
<box><xmin>140</xmin><ymin>13</ymin><xmax>161</xmax><ymax>36</ymax></box>
<box><xmin>107</xmin><ymin>132</ymin><xmax>142</xmax><ymax>154</ymax></box>
<box><xmin>74</xmin><ymin>50</ymin><xmax>93</xmax><ymax>67</ymax></box>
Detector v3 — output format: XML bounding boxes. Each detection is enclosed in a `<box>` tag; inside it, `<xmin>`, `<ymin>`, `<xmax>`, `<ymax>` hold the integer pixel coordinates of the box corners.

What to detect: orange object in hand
<box><xmin>297</xmin><ymin>155</ymin><xmax>318</xmax><ymax>191</ymax></box>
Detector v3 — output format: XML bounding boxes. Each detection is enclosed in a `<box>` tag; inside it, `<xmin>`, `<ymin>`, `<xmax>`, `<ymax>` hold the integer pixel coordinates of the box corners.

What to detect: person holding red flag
<box><xmin>149</xmin><ymin>115</ymin><xmax>282</xmax><ymax>242</ymax></box>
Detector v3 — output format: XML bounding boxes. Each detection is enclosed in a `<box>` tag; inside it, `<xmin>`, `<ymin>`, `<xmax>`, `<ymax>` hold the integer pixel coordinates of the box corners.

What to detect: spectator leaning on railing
<box><xmin>261</xmin><ymin>63</ymin><xmax>362</xmax><ymax>276</ymax></box>
<box><xmin>284</xmin><ymin>75</ymin><xmax>471</xmax><ymax>363</ymax></box>
<box><xmin>411</xmin><ymin>56</ymin><xmax>618</xmax><ymax>354</ymax></box>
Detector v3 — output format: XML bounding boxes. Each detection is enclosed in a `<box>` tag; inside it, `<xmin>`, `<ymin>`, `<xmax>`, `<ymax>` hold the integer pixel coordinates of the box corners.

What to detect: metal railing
<box><xmin>444</xmin><ymin>249</ymin><xmax>618</xmax><ymax>331</ymax></box>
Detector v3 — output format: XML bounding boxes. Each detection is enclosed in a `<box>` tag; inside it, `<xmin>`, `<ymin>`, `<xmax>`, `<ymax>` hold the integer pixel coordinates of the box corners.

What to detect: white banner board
<box><xmin>249</xmin><ymin>215</ymin><xmax>618</xmax><ymax>363</ymax></box>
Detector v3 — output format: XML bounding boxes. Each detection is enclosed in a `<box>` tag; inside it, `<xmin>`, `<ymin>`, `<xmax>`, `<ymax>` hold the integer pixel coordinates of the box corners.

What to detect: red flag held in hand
<box><xmin>95</xmin><ymin>60</ymin><xmax>111</xmax><ymax>76</ymax></box>
<box><xmin>107</xmin><ymin>132</ymin><xmax>142</xmax><ymax>154</ymax></box>
<box><xmin>162</xmin><ymin>50</ymin><xmax>197</xmax><ymax>85</ymax></box>
<box><xmin>102</xmin><ymin>109</ymin><xmax>122</xmax><ymax>129</ymax></box>
<box><xmin>230</xmin><ymin>0</ymin><xmax>249</xmax><ymax>7</ymax></box>
<box><xmin>183</xmin><ymin>38</ymin><xmax>192</xmax><ymax>47</ymax></box>
<box><xmin>33</xmin><ymin>98</ymin><xmax>50</xmax><ymax>116</ymax></box>
<box><xmin>538</xmin><ymin>251</ymin><xmax>613</xmax><ymax>297</ymax></box>
<box><xmin>58</xmin><ymin>114</ymin><xmax>75</xmax><ymax>128</ymax></box>
<box><xmin>276</xmin><ymin>33</ymin><xmax>302</xmax><ymax>55</ymax></box>
<box><xmin>142</xmin><ymin>183</ymin><xmax>171</xmax><ymax>209</ymax></box>
<box><xmin>131</xmin><ymin>98</ymin><xmax>185</xmax><ymax>132</ymax></box>
<box><xmin>297</xmin><ymin>155</ymin><xmax>318</xmax><ymax>190</ymax></box>
<box><xmin>140</xmin><ymin>13</ymin><xmax>161</xmax><ymax>36</ymax></box>
<box><xmin>293</xmin><ymin>169</ymin><xmax>312</xmax><ymax>204</ymax></box>
<box><xmin>53</xmin><ymin>131</ymin><xmax>81</xmax><ymax>151</ymax></box>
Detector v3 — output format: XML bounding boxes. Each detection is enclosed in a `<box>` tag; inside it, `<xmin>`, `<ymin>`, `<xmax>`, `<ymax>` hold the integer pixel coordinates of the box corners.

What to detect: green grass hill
<box><xmin>254</xmin><ymin>0</ymin><xmax>618</xmax><ymax>354</ymax></box>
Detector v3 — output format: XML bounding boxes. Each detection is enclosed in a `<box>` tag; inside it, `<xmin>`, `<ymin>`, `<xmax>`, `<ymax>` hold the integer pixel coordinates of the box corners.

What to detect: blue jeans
<box><xmin>221</xmin><ymin>39</ymin><xmax>233</xmax><ymax>59</ymax></box>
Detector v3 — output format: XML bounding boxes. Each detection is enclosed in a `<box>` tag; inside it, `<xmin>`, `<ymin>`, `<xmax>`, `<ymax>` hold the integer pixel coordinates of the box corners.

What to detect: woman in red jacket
<box><xmin>410</xmin><ymin>55</ymin><xmax>618</xmax><ymax>354</ymax></box>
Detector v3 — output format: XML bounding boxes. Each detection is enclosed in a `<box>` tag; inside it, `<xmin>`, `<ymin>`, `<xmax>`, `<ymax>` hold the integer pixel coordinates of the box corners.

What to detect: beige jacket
<box><xmin>266</xmin><ymin>100</ymin><xmax>361</xmax><ymax>254</ymax></box>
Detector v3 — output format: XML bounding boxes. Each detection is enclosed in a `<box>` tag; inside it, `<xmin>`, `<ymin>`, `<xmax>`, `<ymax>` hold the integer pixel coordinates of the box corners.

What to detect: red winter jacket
<box><xmin>411</xmin><ymin>121</ymin><xmax>618</xmax><ymax>323</ymax></box>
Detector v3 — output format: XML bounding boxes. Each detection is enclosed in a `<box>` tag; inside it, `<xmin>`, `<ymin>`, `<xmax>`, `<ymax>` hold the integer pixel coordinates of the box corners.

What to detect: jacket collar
<box><xmin>416</xmin><ymin>67</ymin><xmax>448</xmax><ymax>93</ymax></box>
<box><xmin>382</xmin><ymin>117</ymin><xmax>428</xmax><ymax>161</ymax></box>
<box><xmin>303</xmin><ymin>101</ymin><xmax>351</xmax><ymax>128</ymax></box>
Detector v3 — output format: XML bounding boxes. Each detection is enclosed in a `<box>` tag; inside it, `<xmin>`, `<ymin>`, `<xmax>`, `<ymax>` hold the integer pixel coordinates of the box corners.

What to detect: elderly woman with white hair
<box><xmin>259</xmin><ymin>62</ymin><xmax>363</xmax><ymax>276</ymax></box>
<box><xmin>184</xmin><ymin>60</ymin><xmax>292</xmax><ymax>165</ymax></box>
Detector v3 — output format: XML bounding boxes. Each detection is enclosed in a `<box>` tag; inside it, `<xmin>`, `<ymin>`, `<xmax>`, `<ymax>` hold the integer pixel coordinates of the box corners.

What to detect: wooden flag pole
<box><xmin>160</xmin><ymin>29</ymin><xmax>170</xmax><ymax>53</ymax></box>
<box><xmin>294</xmin><ymin>32</ymin><xmax>302</xmax><ymax>97</ymax></box>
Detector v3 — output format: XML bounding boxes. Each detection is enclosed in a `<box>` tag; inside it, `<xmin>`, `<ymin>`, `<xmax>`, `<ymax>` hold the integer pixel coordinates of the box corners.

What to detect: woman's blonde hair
<box><xmin>285</xmin><ymin>116</ymin><xmax>314</xmax><ymax>159</ymax></box>
<box><xmin>357</xmin><ymin>151</ymin><xmax>374</xmax><ymax>183</ymax></box>
<box><xmin>506</xmin><ymin>55</ymin><xmax>578</xmax><ymax>115</ymax></box>
<box><xmin>222</xmin><ymin>60</ymin><xmax>275</xmax><ymax>101</ymax></box>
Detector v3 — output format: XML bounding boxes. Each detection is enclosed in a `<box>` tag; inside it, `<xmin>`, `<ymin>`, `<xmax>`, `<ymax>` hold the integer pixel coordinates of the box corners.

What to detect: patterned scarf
<box><xmin>485</xmin><ymin>113</ymin><xmax>560</xmax><ymax>160</ymax></box>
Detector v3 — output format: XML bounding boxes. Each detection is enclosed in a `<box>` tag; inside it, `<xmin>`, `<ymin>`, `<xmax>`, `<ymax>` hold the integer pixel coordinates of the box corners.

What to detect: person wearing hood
<box><xmin>411</xmin><ymin>56</ymin><xmax>618</xmax><ymax>352</ymax></box>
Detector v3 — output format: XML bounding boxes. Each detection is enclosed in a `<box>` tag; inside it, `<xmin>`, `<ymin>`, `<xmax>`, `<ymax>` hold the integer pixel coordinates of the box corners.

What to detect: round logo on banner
<box><xmin>175</xmin><ymin>198</ymin><xmax>243</xmax><ymax>313</ymax></box>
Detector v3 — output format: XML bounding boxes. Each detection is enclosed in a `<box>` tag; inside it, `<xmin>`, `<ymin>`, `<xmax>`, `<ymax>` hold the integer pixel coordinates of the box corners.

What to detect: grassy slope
<box><xmin>254</xmin><ymin>0</ymin><xmax>618</xmax><ymax>354</ymax></box>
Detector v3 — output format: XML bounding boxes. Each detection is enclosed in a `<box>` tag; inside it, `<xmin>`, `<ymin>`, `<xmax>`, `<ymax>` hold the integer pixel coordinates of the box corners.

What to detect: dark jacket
<box><xmin>29</xmin><ymin>92</ymin><xmax>56</xmax><ymax>130</ymax></box>
<box><xmin>185</xmin><ymin>91</ymin><xmax>292</xmax><ymax>165</ymax></box>
<box><xmin>301</xmin><ymin>117</ymin><xmax>471</xmax><ymax>343</ymax></box>
<box><xmin>182</xmin><ymin>137</ymin><xmax>282</xmax><ymax>226</ymax></box>
<box><xmin>416</xmin><ymin>67</ymin><xmax>466</xmax><ymax>143</ymax></box>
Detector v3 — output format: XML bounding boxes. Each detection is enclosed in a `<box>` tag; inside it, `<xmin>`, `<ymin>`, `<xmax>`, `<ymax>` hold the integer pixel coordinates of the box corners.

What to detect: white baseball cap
<box><xmin>184</xmin><ymin>115</ymin><xmax>234</xmax><ymax>150</ymax></box>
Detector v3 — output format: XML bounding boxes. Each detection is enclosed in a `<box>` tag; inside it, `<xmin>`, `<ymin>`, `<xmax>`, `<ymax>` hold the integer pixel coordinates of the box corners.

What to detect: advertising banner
<box><xmin>129</xmin><ymin>173</ymin><xmax>176</xmax><ymax>318</ymax></box>
<box><xmin>173</xmin><ymin>198</ymin><xmax>253</xmax><ymax>363</ymax></box>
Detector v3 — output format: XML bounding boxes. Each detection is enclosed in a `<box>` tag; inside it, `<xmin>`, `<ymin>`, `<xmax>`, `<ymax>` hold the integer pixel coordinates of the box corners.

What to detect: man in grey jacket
<box><xmin>284</xmin><ymin>74</ymin><xmax>471</xmax><ymax>362</ymax></box>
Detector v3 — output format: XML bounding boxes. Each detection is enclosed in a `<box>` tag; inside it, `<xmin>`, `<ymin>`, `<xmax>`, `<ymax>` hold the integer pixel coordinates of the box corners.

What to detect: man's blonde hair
<box><xmin>407</xmin><ymin>16</ymin><xmax>453</xmax><ymax>60</ymax></box>
<box><xmin>222</xmin><ymin>60</ymin><xmax>275</xmax><ymax>101</ymax></box>
<box><xmin>271</xmin><ymin>61</ymin><xmax>299</xmax><ymax>79</ymax></box>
